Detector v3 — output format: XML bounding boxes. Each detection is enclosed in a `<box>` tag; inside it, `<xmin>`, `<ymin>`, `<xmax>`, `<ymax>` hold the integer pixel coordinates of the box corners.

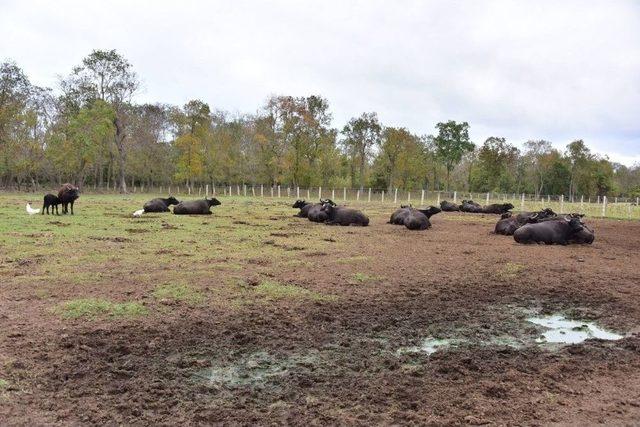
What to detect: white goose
<box><xmin>132</xmin><ymin>209</ymin><xmax>144</xmax><ymax>218</ymax></box>
<box><xmin>26</xmin><ymin>203</ymin><xmax>40</xmax><ymax>215</ymax></box>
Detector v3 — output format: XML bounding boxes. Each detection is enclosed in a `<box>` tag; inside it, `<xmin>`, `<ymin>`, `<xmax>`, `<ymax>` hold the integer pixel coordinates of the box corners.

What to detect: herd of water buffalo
<box><xmin>35</xmin><ymin>184</ymin><xmax>594</xmax><ymax>245</ymax></box>
<box><xmin>292</xmin><ymin>198</ymin><xmax>595</xmax><ymax>245</ymax></box>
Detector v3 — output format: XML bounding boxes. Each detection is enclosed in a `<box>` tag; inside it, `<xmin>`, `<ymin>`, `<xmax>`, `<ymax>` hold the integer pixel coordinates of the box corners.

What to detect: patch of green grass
<box><xmin>497</xmin><ymin>262</ymin><xmax>526</xmax><ymax>279</ymax></box>
<box><xmin>337</xmin><ymin>256</ymin><xmax>370</xmax><ymax>264</ymax></box>
<box><xmin>57</xmin><ymin>298</ymin><xmax>148</xmax><ymax>319</ymax></box>
<box><xmin>0</xmin><ymin>379</ymin><xmax>9</xmax><ymax>390</ymax></box>
<box><xmin>254</xmin><ymin>280</ymin><xmax>335</xmax><ymax>302</ymax></box>
<box><xmin>153</xmin><ymin>283</ymin><xmax>205</xmax><ymax>304</ymax></box>
<box><xmin>352</xmin><ymin>272</ymin><xmax>373</xmax><ymax>283</ymax></box>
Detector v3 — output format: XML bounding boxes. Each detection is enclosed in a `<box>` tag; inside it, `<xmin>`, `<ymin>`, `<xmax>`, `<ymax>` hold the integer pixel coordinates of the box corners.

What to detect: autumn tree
<box><xmin>341</xmin><ymin>112</ymin><xmax>381</xmax><ymax>190</ymax></box>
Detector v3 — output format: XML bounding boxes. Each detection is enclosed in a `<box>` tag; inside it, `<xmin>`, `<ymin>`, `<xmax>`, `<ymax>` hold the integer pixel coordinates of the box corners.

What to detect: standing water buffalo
<box><xmin>143</xmin><ymin>196</ymin><xmax>180</xmax><ymax>213</ymax></box>
<box><xmin>42</xmin><ymin>193</ymin><xmax>61</xmax><ymax>215</ymax></box>
<box><xmin>440</xmin><ymin>200</ymin><xmax>460</xmax><ymax>212</ymax></box>
<box><xmin>58</xmin><ymin>183</ymin><xmax>79</xmax><ymax>215</ymax></box>
<box><xmin>321</xmin><ymin>203</ymin><xmax>369</xmax><ymax>226</ymax></box>
<box><xmin>513</xmin><ymin>217</ymin><xmax>590</xmax><ymax>245</ymax></box>
<box><xmin>173</xmin><ymin>198</ymin><xmax>221</xmax><ymax>215</ymax></box>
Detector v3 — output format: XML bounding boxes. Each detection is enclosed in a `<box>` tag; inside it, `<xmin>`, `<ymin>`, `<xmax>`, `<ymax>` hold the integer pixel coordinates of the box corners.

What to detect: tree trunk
<box><xmin>114</xmin><ymin>116</ymin><xmax>127</xmax><ymax>193</ymax></box>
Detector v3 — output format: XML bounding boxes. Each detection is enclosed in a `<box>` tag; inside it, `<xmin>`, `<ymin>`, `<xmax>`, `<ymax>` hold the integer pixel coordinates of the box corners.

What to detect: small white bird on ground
<box><xmin>132</xmin><ymin>209</ymin><xmax>144</xmax><ymax>218</ymax></box>
<box><xmin>26</xmin><ymin>203</ymin><xmax>40</xmax><ymax>215</ymax></box>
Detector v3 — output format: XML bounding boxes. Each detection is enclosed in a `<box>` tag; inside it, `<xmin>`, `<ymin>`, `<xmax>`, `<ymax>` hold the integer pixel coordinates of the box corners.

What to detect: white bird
<box><xmin>26</xmin><ymin>203</ymin><xmax>40</xmax><ymax>215</ymax></box>
<box><xmin>132</xmin><ymin>209</ymin><xmax>144</xmax><ymax>218</ymax></box>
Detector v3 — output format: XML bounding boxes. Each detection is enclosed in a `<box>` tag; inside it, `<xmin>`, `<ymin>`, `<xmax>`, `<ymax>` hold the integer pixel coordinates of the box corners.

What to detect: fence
<box><xmin>56</xmin><ymin>183</ymin><xmax>637</xmax><ymax>220</ymax></box>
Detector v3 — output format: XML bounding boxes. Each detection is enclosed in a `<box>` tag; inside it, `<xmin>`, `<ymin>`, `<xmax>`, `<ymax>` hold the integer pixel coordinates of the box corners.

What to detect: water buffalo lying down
<box><xmin>321</xmin><ymin>203</ymin><xmax>369</xmax><ymax>226</ymax></box>
<box><xmin>481</xmin><ymin>203</ymin><xmax>514</xmax><ymax>214</ymax></box>
<box><xmin>494</xmin><ymin>208</ymin><xmax>557</xmax><ymax>235</ymax></box>
<box><xmin>173</xmin><ymin>198</ymin><xmax>221</xmax><ymax>215</ymax></box>
<box><xmin>460</xmin><ymin>200</ymin><xmax>483</xmax><ymax>213</ymax></box>
<box><xmin>292</xmin><ymin>199</ymin><xmax>335</xmax><ymax>221</ymax></box>
<box><xmin>440</xmin><ymin>200</ymin><xmax>460</xmax><ymax>212</ymax></box>
<box><xmin>143</xmin><ymin>196</ymin><xmax>180</xmax><ymax>213</ymax></box>
<box><xmin>513</xmin><ymin>216</ymin><xmax>594</xmax><ymax>245</ymax></box>
<box><xmin>389</xmin><ymin>205</ymin><xmax>441</xmax><ymax>230</ymax></box>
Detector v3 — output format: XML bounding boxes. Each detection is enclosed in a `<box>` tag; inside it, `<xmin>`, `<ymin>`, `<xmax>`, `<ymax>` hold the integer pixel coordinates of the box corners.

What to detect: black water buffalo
<box><xmin>403</xmin><ymin>206</ymin><xmax>442</xmax><ymax>230</ymax></box>
<box><xmin>143</xmin><ymin>196</ymin><xmax>180</xmax><ymax>213</ymax></box>
<box><xmin>481</xmin><ymin>203</ymin><xmax>514</xmax><ymax>214</ymax></box>
<box><xmin>173</xmin><ymin>198</ymin><xmax>221</xmax><ymax>215</ymax></box>
<box><xmin>460</xmin><ymin>200</ymin><xmax>483</xmax><ymax>213</ymax></box>
<box><xmin>513</xmin><ymin>217</ymin><xmax>587</xmax><ymax>245</ymax></box>
<box><xmin>42</xmin><ymin>193</ymin><xmax>60</xmax><ymax>215</ymax></box>
<box><xmin>58</xmin><ymin>183</ymin><xmax>79</xmax><ymax>215</ymax></box>
<box><xmin>307</xmin><ymin>199</ymin><xmax>336</xmax><ymax>222</ymax></box>
<box><xmin>321</xmin><ymin>203</ymin><xmax>369</xmax><ymax>226</ymax></box>
<box><xmin>494</xmin><ymin>208</ymin><xmax>557</xmax><ymax>235</ymax></box>
<box><xmin>388</xmin><ymin>205</ymin><xmax>413</xmax><ymax>225</ymax></box>
<box><xmin>440</xmin><ymin>200</ymin><xmax>460</xmax><ymax>212</ymax></box>
<box><xmin>292</xmin><ymin>199</ymin><xmax>312</xmax><ymax>217</ymax></box>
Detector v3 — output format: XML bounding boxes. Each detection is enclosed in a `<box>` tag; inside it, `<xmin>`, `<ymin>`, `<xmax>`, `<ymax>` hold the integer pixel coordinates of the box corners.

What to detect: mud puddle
<box><xmin>528</xmin><ymin>314</ymin><xmax>624</xmax><ymax>344</ymax></box>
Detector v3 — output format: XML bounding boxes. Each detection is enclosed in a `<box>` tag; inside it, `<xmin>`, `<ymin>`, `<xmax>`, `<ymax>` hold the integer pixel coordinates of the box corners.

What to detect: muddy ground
<box><xmin>1</xmin><ymin>195</ymin><xmax>639</xmax><ymax>425</ymax></box>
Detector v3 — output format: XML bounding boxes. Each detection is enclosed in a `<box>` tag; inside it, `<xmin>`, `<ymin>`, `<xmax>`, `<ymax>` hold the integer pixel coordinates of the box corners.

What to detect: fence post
<box><xmin>343</xmin><ymin>187</ymin><xmax>346</xmax><ymax>201</ymax></box>
<box><xmin>198</xmin><ymin>187</ymin><xmax>201</xmax><ymax>196</ymax></box>
<box><xmin>332</xmin><ymin>188</ymin><xmax>335</xmax><ymax>200</ymax></box>
<box><xmin>597</xmin><ymin>195</ymin><xmax>600</xmax><ymax>205</ymax></box>
<box><xmin>356</xmin><ymin>190</ymin><xmax>360</xmax><ymax>201</ymax></box>
<box><xmin>580</xmin><ymin>195</ymin><xmax>584</xmax><ymax>211</ymax></box>
<box><xmin>602</xmin><ymin>196</ymin><xmax>607</xmax><ymax>217</ymax></box>
<box><xmin>187</xmin><ymin>186</ymin><xmax>191</xmax><ymax>195</ymax></box>
<box><xmin>270</xmin><ymin>186</ymin><xmax>274</xmax><ymax>197</ymax></box>
<box><xmin>453</xmin><ymin>191</ymin><xmax>457</xmax><ymax>203</ymax></box>
<box><xmin>521</xmin><ymin>193</ymin><xmax>525</xmax><ymax>210</ymax></box>
<box><xmin>560</xmin><ymin>195</ymin><xmax>564</xmax><ymax>213</ymax></box>
<box><xmin>381</xmin><ymin>191</ymin><xmax>385</xmax><ymax>203</ymax></box>
<box><xmin>408</xmin><ymin>191</ymin><xmax>411</xmax><ymax>203</ymax></box>
<box><xmin>243</xmin><ymin>185</ymin><xmax>247</xmax><ymax>197</ymax></box>
<box><xmin>287</xmin><ymin>187</ymin><xmax>290</xmax><ymax>198</ymax></box>
<box><xmin>277</xmin><ymin>185</ymin><xmax>281</xmax><ymax>198</ymax></box>
<box><xmin>319</xmin><ymin>186</ymin><xmax>322</xmax><ymax>200</ymax></box>
<box><xmin>296</xmin><ymin>186</ymin><xmax>300</xmax><ymax>199</ymax></box>
<box><xmin>421</xmin><ymin>189</ymin><xmax>425</xmax><ymax>205</ymax></box>
<box><xmin>486</xmin><ymin>192</ymin><xmax>490</xmax><ymax>204</ymax></box>
<box><xmin>437</xmin><ymin>192</ymin><xmax>441</xmax><ymax>205</ymax></box>
<box><xmin>168</xmin><ymin>186</ymin><xmax>171</xmax><ymax>195</ymax></box>
<box><xmin>205</xmin><ymin>185</ymin><xmax>209</xmax><ymax>197</ymax></box>
<box><xmin>394</xmin><ymin>188</ymin><xmax>398</xmax><ymax>204</ymax></box>
<box><xmin>252</xmin><ymin>186</ymin><xmax>255</xmax><ymax>197</ymax></box>
<box><xmin>260</xmin><ymin>184</ymin><xmax>264</xmax><ymax>197</ymax></box>
<box><xmin>307</xmin><ymin>188</ymin><xmax>310</xmax><ymax>199</ymax></box>
<box><xmin>368</xmin><ymin>188</ymin><xmax>372</xmax><ymax>202</ymax></box>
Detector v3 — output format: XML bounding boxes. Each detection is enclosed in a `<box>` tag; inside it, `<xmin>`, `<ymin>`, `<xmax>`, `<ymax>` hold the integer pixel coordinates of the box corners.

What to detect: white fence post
<box><xmin>252</xmin><ymin>186</ymin><xmax>255</xmax><ymax>197</ymax></box>
<box><xmin>260</xmin><ymin>184</ymin><xmax>264</xmax><ymax>197</ymax></box>
<box><xmin>343</xmin><ymin>187</ymin><xmax>346</xmax><ymax>201</ymax></box>
<box><xmin>236</xmin><ymin>185</ymin><xmax>240</xmax><ymax>195</ymax></box>
<box><xmin>205</xmin><ymin>184</ymin><xmax>209</xmax><ymax>197</ymax></box>
<box><xmin>332</xmin><ymin>188</ymin><xmax>335</xmax><ymax>200</ymax></box>
<box><xmin>296</xmin><ymin>186</ymin><xmax>300</xmax><ymax>199</ymax></box>
<box><xmin>243</xmin><ymin>185</ymin><xmax>247</xmax><ymax>197</ymax></box>
<box><xmin>368</xmin><ymin>188</ymin><xmax>372</xmax><ymax>202</ymax></box>
<box><xmin>407</xmin><ymin>191</ymin><xmax>411</xmax><ymax>203</ymax></box>
<box><xmin>188</xmin><ymin>186</ymin><xmax>191</xmax><ymax>195</ymax></box>
<box><xmin>453</xmin><ymin>191</ymin><xmax>457</xmax><ymax>203</ymax></box>
<box><xmin>307</xmin><ymin>188</ymin><xmax>310</xmax><ymax>199</ymax></box>
<box><xmin>381</xmin><ymin>191</ymin><xmax>385</xmax><ymax>203</ymax></box>
<box><xmin>602</xmin><ymin>196</ymin><xmax>607</xmax><ymax>217</ymax></box>
<box><xmin>319</xmin><ymin>186</ymin><xmax>322</xmax><ymax>200</ymax></box>
<box><xmin>277</xmin><ymin>185</ymin><xmax>281</xmax><ymax>198</ymax></box>
<box><xmin>356</xmin><ymin>190</ymin><xmax>360</xmax><ymax>201</ymax></box>
<box><xmin>394</xmin><ymin>188</ymin><xmax>398</xmax><ymax>204</ymax></box>
<box><xmin>560</xmin><ymin>195</ymin><xmax>564</xmax><ymax>213</ymax></box>
<box><xmin>421</xmin><ymin>189</ymin><xmax>425</xmax><ymax>205</ymax></box>
<box><xmin>486</xmin><ymin>192</ymin><xmax>490</xmax><ymax>204</ymax></box>
<box><xmin>521</xmin><ymin>193</ymin><xmax>525</xmax><ymax>210</ymax></box>
<box><xmin>287</xmin><ymin>187</ymin><xmax>290</xmax><ymax>197</ymax></box>
<box><xmin>437</xmin><ymin>192</ymin><xmax>441</xmax><ymax>205</ymax></box>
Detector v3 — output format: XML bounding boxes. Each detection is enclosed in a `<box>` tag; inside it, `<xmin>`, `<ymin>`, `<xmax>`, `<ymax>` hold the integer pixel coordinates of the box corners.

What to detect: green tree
<box><xmin>433</xmin><ymin>120</ymin><xmax>474</xmax><ymax>190</ymax></box>
<box><xmin>341</xmin><ymin>112</ymin><xmax>381</xmax><ymax>190</ymax></box>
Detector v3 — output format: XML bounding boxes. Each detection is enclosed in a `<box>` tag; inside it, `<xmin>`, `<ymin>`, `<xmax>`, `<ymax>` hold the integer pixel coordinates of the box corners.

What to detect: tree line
<box><xmin>2</xmin><ymin>49</ymin><xmax>639</xmax><ymax>197</ymax></box>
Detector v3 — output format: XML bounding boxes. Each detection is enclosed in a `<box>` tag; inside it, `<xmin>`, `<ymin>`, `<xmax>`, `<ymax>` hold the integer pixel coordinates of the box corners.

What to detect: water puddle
<box><xmin>527</xmin><ymin>314</ymin><xmax>624</xmax><ymax>344</ymax></box>
<box><xmin>398</xmin><ymin>338</ymin><xmax>461</xmax><ymax>355</ymax></box>
<box><xmin>197</xmin><ymin>351</ymin><xmax>319</xmax><ymax>388</ymax></box>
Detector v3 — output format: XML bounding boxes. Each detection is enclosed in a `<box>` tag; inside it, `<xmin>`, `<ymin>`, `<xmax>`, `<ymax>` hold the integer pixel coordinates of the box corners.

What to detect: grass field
<box><xmin>1</xmin><ymin>192</ymin><xmax>640</xmax><ymax>424</ymax></box>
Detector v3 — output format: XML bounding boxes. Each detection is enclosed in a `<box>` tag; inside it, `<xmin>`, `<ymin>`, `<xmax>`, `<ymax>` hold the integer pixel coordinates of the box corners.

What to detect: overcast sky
<box><xmin>1</xmin><ymin>0</ymin><xmax>639</xmax><ymax>165</ymax></box>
